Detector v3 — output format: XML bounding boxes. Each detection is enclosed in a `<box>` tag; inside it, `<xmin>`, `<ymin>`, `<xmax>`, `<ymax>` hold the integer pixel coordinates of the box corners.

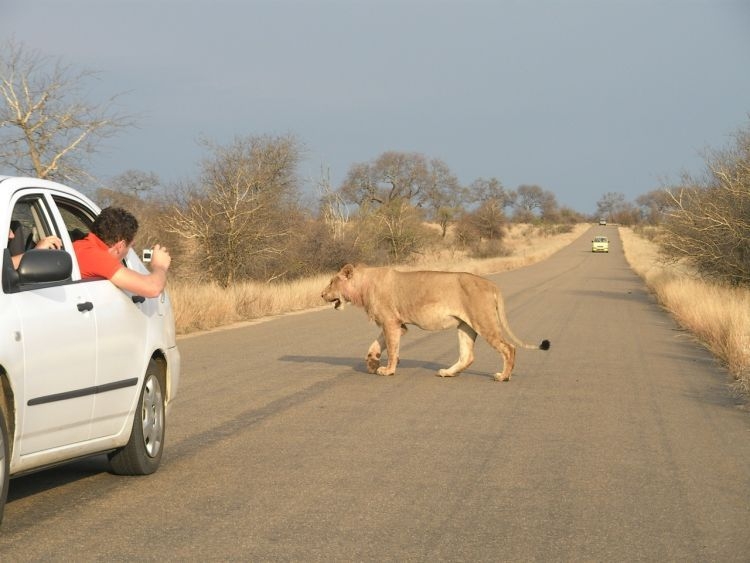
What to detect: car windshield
<box><xmin>594</xmin><ymin>237</ymin><xmax>607</xmax><ymax>242</ymax></box>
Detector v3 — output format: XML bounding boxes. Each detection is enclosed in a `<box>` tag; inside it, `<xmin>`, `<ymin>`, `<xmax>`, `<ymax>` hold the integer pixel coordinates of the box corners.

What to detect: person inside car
<box><xmin>72</xmin><ymin>206</ymin><xmax>171</xmax><ymax>298</ymax></box>
<box><xmin>8</xmin><ymin>220</ymin><xmax>63</xmax><ymax>269</ymax></box>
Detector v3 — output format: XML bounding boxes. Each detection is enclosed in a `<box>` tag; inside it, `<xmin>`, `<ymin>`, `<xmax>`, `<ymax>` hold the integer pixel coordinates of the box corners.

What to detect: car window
<box><xmin>3</xmin><ymin>194</ymin><xmax>70</xmax><ymax>293</ymax></box>
<box><xmin>9</xmin><ymin>195</ymin><xmax>59</xmax><ymax>251</ymax></box>
<box><xmin>53</xmin><ymin>196</ymin><xmax>95</xmax><ymax>243</ymax></box>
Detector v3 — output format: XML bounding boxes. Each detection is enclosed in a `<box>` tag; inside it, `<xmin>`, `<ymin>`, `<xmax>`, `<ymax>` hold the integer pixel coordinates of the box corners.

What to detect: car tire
<box><xmin>109</xmin><ymin>360</ymin><xmax>165</xmax><ymax>476</ymax></box>
<box><xmin>0</xmin><ymin>409</ymin><xmax>10</xmax><ymax>526</ymax></box>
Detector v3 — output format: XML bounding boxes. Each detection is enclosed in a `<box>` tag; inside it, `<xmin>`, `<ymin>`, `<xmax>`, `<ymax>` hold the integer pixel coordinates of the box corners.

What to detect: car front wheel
<box><xmin>109</xmin><ymin>360</ymin><xmax>166</xmax><ymax>475</ymax></box>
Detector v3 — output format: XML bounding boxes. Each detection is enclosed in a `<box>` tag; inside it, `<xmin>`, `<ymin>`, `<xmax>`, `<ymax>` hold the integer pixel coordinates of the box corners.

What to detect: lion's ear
<box><xmin>342</xmin><ymin>263</ymin><xmax>355</xmax><ymax>279</ymax></box>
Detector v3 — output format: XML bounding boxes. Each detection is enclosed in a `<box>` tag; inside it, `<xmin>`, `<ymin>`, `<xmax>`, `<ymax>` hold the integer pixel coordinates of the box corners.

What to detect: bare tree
<box><xmin>539</xmin><ymin>191</ymin><xmax>560</xmax><ymax>222</ymax></box>
<box><xmin>596</xmin><ymin>192</ymin><xmax>627</xmax><ymax>222</ymax></box>
<box><xmin>467</xmin><ymin>177</ymin><xmax>512</xmax><ymax>209</ymax></box>
<box><xmin>512</xmin><ymin>184</ymin><xmax>555</xmax><ymax>222</ymax></box>
<box><xmin>661</xmin><ymin>124</ymin><xmax>750</xmax><ymax>285</ymax></box>
<box><xmin>165</xmin><ymin>134</ymin><xmax>302</xmax><ymax>285</ymax></box>
<box><xmin>339</xmin><ymin>151</ymin><xmax>452</xmax><ymax>260</ymax></box>
<box><xmin>422</xmin><ymin>158</ymin><xmax>464</xmax><ymax>237</ymax></box>
<box><xmin>470</xmin><ymin>199</ymin><xmax>506</xmax><ymax>241</ymax></box>
<box><xmin>109</xmin><ymin>169</ymin><xmax>161</xmax><ymax>198</ymax></box>
<box><xmin>339</xmin><ymin>151</ymin><xmax>430</xmax><ymax>208</ymax></box>
<box><xmin>636</xmin><ymin>189</ymin><xmax>672</xmax><ymax>225</ymax></box>
<box><xmin>0</xmin><ymin>39</ymin><xmax>132</xmax><ymax>184</ymax></box>
<box><xmin>375</xmin><ymin>199</ymin><xmax>431</xmax><ymax>262</ymax></box>
<box><xmin>556</xmin><ymin>206</ymin><xmax>586</xmax><ymax>225</ymax></box>
<box><xmin>317</xmin><ymin>166</ymin><xmax>349</xmax><ymax>241</ymax></box>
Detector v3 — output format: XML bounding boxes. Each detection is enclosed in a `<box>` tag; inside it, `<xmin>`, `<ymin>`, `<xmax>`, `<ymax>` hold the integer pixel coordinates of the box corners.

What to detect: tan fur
<box><xmin>321</xmin><ymin>264</ymin><xmax>550</xmax><ymax>381</ymax></box>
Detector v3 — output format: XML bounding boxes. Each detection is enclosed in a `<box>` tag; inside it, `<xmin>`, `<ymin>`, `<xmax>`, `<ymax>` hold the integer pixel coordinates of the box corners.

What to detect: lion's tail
<box><xmin>494</xmin><ymin>293</ymin><xmax>551</xmax><ymax>351</ymax></box>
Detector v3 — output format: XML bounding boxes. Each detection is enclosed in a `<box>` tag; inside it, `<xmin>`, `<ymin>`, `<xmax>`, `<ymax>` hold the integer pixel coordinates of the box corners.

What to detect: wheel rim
<box><xmin>141</xmin><ymin>374</ymin><xmax>164</xmax><ymax>458</ymax></box>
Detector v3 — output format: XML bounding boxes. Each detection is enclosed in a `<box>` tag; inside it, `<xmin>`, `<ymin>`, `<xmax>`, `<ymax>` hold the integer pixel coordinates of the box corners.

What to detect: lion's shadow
<box><xmin>278</xmin><ymin>354</ymin><xmax>496</xmax><ymax>379</ymax></box>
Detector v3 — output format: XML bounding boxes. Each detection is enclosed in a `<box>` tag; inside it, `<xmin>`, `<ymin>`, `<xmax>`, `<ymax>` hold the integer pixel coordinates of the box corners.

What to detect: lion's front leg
<box><xmin>376</xmin><ymin>323</ymin><xmax>406</xmax><ymax>376</ymax></box>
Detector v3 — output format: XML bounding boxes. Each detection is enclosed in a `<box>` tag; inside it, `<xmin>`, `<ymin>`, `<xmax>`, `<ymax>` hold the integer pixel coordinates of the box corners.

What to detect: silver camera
<box><xmin>142</xmin><ymin>248</ymin><xmax>153</xmax><ymax>263</ymax></box>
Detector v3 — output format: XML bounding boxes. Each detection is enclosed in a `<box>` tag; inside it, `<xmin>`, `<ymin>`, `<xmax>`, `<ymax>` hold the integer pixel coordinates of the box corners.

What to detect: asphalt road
<box><xmin>2</xmin><ymin>226</ymin><xmax>749</xmax><ymax>561</ymax></box>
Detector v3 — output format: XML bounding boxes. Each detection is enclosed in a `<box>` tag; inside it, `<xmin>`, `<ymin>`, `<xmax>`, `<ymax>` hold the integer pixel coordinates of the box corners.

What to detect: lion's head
<box><xmin>321</xmin><ymin>263</ymin><xmax>356</xmax><ymax>309</ymax></box>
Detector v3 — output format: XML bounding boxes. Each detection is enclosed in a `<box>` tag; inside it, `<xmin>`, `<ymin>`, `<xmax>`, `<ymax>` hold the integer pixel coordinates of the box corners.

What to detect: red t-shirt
<box><xmin>73</xmin><ymin>232</ymin><xmax>124</xmax><ymax>279</ymax></box>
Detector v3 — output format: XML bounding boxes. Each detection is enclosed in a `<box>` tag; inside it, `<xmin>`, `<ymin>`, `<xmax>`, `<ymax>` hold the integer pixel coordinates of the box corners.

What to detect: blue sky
<box><xmin>4</xmin><ymin>0</ymin><xmax>750</xmax><ymax>213</ymax></box>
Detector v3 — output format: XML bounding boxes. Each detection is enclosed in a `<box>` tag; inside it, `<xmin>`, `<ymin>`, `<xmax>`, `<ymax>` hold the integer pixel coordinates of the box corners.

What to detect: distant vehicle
<box><xmin>0</xmin><ymin>176</ymin><xmax>180</xmax><ymax>525</ymax></box>
<box><xmin>592</xmin><ymin>236</ymin><xmax>609</xmax><ymax>253</ymax></box>
<box><xmin>599</xmin><ymin>218</ymin><xmax>607</xmax><ymax>225</ymax></box>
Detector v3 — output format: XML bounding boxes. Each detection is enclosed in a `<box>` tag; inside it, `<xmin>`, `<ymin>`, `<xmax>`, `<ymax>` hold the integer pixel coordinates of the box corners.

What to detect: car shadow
<box><xmin>7</xmin><ymin>454</ymin><xmax>111</xmax><ymax>503</ymax></box>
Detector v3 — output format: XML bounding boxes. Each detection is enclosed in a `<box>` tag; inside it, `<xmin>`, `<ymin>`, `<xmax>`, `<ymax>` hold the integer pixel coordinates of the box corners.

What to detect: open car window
<box><xmin>8</xmin><ymin>195</ymin><xmax>60</xmax><ymax>252</ymax></box>
<box><xmin>53</xmin><ymin>196</ymin><xmax>96</xmax><ymax>244</ymax></box>
<box><xmin>3</xmin><ymin>194</ymin><xmax>71</xmax><ymax>293</ymax></box>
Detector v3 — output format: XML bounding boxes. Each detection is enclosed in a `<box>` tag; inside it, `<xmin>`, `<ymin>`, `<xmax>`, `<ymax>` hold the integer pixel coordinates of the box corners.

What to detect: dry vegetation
<box><xmin>620</xmin><ymin>227</ymin><xmax>750</xmax><ymax>395</ymax></box>
<box><xmin>170</xmin><ymin>223</ymin><xmax>588</xmax><ymax>335</ymax></box>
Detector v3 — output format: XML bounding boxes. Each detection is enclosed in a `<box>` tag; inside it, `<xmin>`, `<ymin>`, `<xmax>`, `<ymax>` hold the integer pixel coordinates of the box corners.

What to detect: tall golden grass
<box><xmin>170</xmin><ymin>223</ymin><xmax>589</xmax><ymax>335</ymax></box>
<box><xmin>620</xmin><ymin>227</ymin><xmax>750</xmax><ymax>394</ymax></box>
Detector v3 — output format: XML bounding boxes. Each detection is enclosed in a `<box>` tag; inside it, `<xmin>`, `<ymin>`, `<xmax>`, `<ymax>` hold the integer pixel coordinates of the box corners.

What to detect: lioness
<box><xmin>321</xmin><ymin>263</ymin><xmax>550</xmax><ymax>381</ymax></box>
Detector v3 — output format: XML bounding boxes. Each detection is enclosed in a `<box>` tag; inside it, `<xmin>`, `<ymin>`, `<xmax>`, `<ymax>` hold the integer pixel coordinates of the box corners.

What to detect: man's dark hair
<box><xmin>91</xmin><ymin>207</ymin><xmax>139</xmax><ymax>246</ymax></box>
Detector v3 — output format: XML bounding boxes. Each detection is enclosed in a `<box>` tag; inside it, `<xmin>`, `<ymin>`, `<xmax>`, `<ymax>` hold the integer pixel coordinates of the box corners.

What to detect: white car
<box><xmin>592</xmin><ymin>236</ymin><xmax>610</xmax><ymax>253</ymax></box>
<box><xmin>0</xmin><ymin>176</ymin><xmax>180</xmax><ymax>524</ymax></box>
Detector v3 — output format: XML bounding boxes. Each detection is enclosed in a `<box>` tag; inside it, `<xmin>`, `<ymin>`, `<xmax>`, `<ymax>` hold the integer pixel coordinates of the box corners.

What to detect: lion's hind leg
<box><xmin>438</xmin><ymin>322</ymin><xmax>477</xmax><ymax>378</ymax></box>
<box><xmin>486</xmin><ymin>336</ymin><xmax>515</xmax><ymax>382</ymax></box>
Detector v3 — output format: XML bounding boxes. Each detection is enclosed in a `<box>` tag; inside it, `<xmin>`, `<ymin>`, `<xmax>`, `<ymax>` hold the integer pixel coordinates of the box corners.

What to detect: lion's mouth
<box><xmin>333</xmin><ymin>298</ymin><xmax>342</xmax><ymax>309</ymax></box>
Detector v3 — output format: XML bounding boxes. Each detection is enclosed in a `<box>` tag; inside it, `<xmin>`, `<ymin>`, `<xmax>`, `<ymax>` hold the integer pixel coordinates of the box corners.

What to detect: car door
<box><xmin>12</xmin><ymin>283</ymin><xmax>98</xmax><ymax>455</ymax></box>
<box><xmin>81</xmin><ymin>275</ymin><xmax>149</xmax><ymax>438</ymax></box>
<box><xmin>4</xmin><ymin>192</ymin><xmax>98</xmax><ymax>456</ymax></box>
<box><xmin>51</xmin><ymin>197</ymin><xmax>150</xmax><ymax>439</ymax></box>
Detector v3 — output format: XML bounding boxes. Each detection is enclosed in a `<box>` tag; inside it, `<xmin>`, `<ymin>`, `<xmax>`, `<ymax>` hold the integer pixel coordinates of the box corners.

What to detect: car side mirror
<box><xmin>17</xmin><ymin>249</ymin><xmax>73</xmax><ymax>283</ymax></box>
<box><xmin>2</xmin><ymin>249</ymin><xmax>72</xmax><ymax>293</ymax></box>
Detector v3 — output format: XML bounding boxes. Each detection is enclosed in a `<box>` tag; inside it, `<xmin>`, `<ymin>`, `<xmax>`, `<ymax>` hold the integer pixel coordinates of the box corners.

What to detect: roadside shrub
<box><xmin>468</xmin><ymin>238</ymin><xmax>511</xmax><ymax>259</ymax></box>
<box><xmin>290</xmin><ymin>220</ymin><xmax>365</xmax><ymax>274</ymax></box>
<box><xmin>539</xmin><ymin>223</ymin><xmax>574</xmax><ymax>236</ymax></box>
<box><xmin>660</xmin><ymin>123</ymin><xmax>750</xmax><ymax>286</ymax></box>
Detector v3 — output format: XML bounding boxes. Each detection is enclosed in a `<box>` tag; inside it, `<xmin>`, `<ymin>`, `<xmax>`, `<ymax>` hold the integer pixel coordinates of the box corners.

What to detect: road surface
<box><xmin>2</xmin><ymin>226</ymin><xmax>749</xmax><ymax>561</ymax></box>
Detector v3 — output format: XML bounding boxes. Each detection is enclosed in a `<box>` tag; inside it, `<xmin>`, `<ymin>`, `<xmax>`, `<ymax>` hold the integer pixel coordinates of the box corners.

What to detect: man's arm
<box><xmin>110</xmin><ymin>266</ymin><xmax>168</xmax><ymax>298</ymax></box>
<box><xmin>109</xmin><ymin>244</ymin><xmax>171</xmax><ymax>298</ymax></box>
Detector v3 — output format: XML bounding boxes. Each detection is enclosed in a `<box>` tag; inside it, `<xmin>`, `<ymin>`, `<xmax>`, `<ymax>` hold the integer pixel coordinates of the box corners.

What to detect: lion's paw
<box><xmin>437</xmin><ymin>369</ymin><xmax>457</xmax><ymax>378</ymax></box>
<box><xmin>366</xmin><ymin>357</ymin><xmax>380</xmax><ymax>374</ymax></box>
<box><xmin>494</xmin><ymin>372</ymin><xmax>511</xmax><ymax>382</ymax></box>
<box><xmin>376</xmin><ymin>367</ymin><xmax>395</xmax><ymax>376</ymax></box>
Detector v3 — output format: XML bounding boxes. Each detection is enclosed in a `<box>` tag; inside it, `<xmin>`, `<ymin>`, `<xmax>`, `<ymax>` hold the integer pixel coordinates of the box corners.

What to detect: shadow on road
<box><xmin>565</xmin><ymin>288</ymin><xmax>648</xmax><ymax>303</ymax></box>
<box><xmin>278</xmin><ymin>354</ymin><xmax>498</xmax><ymax>380</ymax></box>
<box><xmin>7</xmin><ymin>454</ymin><xmax>110</xmax><ymax>502</ymax></box>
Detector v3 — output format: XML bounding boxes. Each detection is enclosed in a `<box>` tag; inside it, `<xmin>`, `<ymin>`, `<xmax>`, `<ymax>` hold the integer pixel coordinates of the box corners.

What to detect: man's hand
<box><xmin>36</xmin><ymin>236</ymin><xmax>62</xmax><ymax>250</ymax></box>
<box><xmin>150</xmin><ymin>244</ymin><xmax>171</xmax><ymax>271</ymax></box>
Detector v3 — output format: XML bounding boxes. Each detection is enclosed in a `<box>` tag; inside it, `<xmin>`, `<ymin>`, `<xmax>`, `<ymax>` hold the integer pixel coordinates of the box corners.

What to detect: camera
<box><xmin>142</xmin><ymin>248</ymin><xmax>153</xmax><ymax>263</ymax></box>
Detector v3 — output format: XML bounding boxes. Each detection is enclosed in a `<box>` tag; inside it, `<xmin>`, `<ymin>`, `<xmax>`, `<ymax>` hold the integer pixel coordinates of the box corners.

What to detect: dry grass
<box><xmin>170</xmin><ymin>223</ymin><xmax>589</xmax><ymax>335</ymax></box>
<box><xmin>620</xmin><ymin>227</ymin><xmax>750</xmax><ymax>394</ymax></box>
<box><xmin>408</xmin><ymin>223</ymin><xmax>589</xmax><ymax>274</ymax></box>
<box><xmin>170</xmin><ymin>274</ymin><xmax>332</xmax><ymax>335</ymax></box>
